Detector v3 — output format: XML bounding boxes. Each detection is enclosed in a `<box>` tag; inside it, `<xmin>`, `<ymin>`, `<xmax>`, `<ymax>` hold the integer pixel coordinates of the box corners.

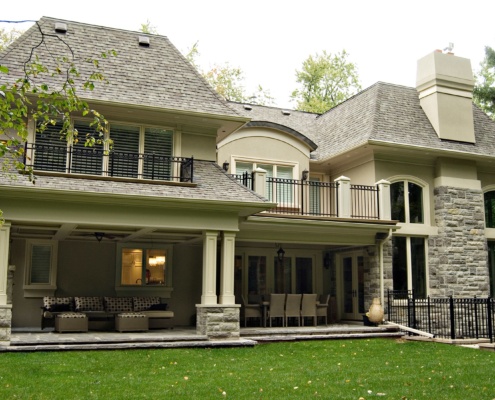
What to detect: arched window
<box><xmin>484</xmin><ymin>191</ymin><xmax>495</xmax><ymax>228</ymax></box>
<box><xmin>390</xmin><ymin>181</ymin><xmax>424</xmax><ymax>223</ymax></box>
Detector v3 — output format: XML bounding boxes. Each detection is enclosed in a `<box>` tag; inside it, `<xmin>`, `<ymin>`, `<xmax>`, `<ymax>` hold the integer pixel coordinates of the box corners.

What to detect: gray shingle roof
<box><xmin>0</xmin><ymin>160</ymin><xmax>268</xmax><ymax>204</ymax></box>
<box><xmin>1</xmin><ymin>17</ymin><xmax>240</xmax><ymax>118</ymax></box>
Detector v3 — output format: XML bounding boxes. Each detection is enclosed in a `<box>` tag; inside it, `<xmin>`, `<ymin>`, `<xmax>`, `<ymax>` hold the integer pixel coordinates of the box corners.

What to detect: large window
<box><xmin>33</xmin><ymin>120</ymin><xmax>174</xmax><ymax>180</ymax></box>
<box><xmin>392</xmin><ymin>236</ymin><xmax>427</xmax><ymax>298</ymax></box>
<box><xmin>274</xmin><ymin>255</ymin><xmax>314</xmax><ymax>294</ymax></box>
<box><xmin>484</xmin><ymin>191</ymin><xmax>495</xmax><ymax>228</ymax></box>
<box><xmin>391</xmin><ymin>180</ymin><xmax>424</xmax><ymax>223</ymax></box>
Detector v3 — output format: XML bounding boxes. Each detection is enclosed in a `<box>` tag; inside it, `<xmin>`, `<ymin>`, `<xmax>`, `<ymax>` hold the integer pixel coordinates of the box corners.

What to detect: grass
<box><xmin>1</xmin><ymin>338</ymin><xmax>495</xmax><ymax>399</ymax></box>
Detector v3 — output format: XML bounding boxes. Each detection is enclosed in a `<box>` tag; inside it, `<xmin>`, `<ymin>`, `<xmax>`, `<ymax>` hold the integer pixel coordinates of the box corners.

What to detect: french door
<box><xmin>341</xmin><ymin>253</ymin><xmax>365</xmax><ymax>320</ymax></box>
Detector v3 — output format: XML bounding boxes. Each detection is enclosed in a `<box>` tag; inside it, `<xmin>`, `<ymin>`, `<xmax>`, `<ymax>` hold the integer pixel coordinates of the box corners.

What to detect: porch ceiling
<box><xmin>9</xmin><ymin>222</ymin><xmax>203</xmax><ymax>244</ymax></box>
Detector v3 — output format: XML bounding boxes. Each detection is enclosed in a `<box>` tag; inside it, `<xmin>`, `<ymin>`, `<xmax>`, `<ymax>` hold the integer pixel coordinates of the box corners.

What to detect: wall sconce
<box><xmin>94</xmin><ymin>232</ymin><xmax>104</xmax><ymax>242</ymax></box>
<box><xmin>302</xmin><ymin>169</ymin><xmax>309</xmax><ymax>181</ymax></box>
<box><xmin>324</xmin><ymin>253</ymin><xmax>332</xmax><ymax>269</ymax></box>
<box><xmin>277</xmin><ymin>246</ymin><xmax>285</xmax><ymax>262</ymax></box>
<box><xmin>222</xmin><ymin>161</ymin><xmax>230</xmax><ymax>171</ymax></box>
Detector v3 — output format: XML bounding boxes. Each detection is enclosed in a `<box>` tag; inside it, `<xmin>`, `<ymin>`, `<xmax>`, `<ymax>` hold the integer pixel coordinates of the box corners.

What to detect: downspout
<box><xmin>378</xmin><ymin>229</ymin><xmax>393</xmax><ymax>308</ymax></box>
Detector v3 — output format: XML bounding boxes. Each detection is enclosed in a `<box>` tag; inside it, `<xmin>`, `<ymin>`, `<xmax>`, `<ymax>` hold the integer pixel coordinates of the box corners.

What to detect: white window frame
<box><xmin>23</xmin><ymin>239</ymin><xmax>58</xmax><ymax>298</ymax></box>
<box><xmin>115</xmin><ymin>243</ymin><xmax>174</xmax><ymax>298</ymax></box>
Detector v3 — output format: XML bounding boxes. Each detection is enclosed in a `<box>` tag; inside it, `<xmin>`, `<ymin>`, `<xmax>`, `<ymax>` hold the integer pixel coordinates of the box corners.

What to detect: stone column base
<box><xmin>196</xmin><ymin>304</ymin><xmax>240</xmax><ymax>340</ymax></box>
<box><xmin>0</xmin><ymin>305</ymin><xmax>12</xmax><ymax>346</ymax></box>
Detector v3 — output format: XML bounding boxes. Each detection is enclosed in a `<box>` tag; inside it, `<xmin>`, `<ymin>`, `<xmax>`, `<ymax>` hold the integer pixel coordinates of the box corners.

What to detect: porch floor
<box><xmin>2</xmin><ymin>323</ymin><xmax>402</xmax><ymax>352</ymax></box>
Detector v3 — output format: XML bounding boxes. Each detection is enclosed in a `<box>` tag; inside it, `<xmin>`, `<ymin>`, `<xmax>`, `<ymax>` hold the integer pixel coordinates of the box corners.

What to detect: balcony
<box><xmin>230</xmin><ymin>172</ymin><xmax>391</xmax><ymax>220</ymax></box>
<box><xmin>24</xmin><ymin>143</ymin><xmax>193</xmax><ymax>182</ymax></box>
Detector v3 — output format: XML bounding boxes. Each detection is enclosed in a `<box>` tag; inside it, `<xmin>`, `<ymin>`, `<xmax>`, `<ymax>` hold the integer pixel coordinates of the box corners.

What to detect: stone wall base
<box><xmin>0</xmin><ymin>305</ymin><xmax>12</xmax><ymax>346</ymax></box>
<box><xmin>196</xmin><ymin>305</ymin><xmax>240</xmax><ymax>340</ymax></box>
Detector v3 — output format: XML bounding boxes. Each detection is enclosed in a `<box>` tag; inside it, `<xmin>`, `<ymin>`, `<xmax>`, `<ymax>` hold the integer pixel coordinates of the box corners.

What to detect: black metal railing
<box><xmin>387</xmin><ymin>290</ymin><xmax>495</xmax><ymax>341</ymax></box>
<box><xmin>351</xmin><ymin>184</ymin><xmax>379</xmax><ymax>219</ymax></box>
<box><xmin>24</xmin><ymin>143</ymin><xmax>193</xmax><ymax>182</ymax></box>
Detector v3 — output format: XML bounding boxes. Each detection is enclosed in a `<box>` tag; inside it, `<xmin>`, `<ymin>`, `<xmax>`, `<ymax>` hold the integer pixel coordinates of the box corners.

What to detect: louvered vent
<box><xmin>54</xmin><ymin>22</ymin><xmax>68</xmax><ymax>33</ymax></box>
<box><xmin>138</xmin><ymin>36</ymin><xmax>150</xmax><ymax>47</ymax></box>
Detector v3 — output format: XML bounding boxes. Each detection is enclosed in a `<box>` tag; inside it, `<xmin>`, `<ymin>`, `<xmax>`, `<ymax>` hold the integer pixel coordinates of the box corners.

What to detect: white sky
<box><xmin>2</xmin><ymin>0</ymin><xmax>495</xmax><ymax>108</ymax></box>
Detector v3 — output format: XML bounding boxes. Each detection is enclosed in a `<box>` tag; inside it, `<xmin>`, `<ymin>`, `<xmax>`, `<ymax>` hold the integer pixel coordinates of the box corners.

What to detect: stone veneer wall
<box><xmin>196</xmin><ymin>305</ymin><xmax>240</xmax><ymax>340</ymax></box>
<box><xmin>0</xmin><ymin>266</ymin><xmax>14</xmax><ymax>344</ymax></box>
<box><xmin>429</xmin><ymin>186</ymin><xmax>489</xmax><ymax>297</ymax></box>
<box><xmin>364</xmin><ymin>243</ymin><xmax>393</xmax><ymax>313</ymax></box>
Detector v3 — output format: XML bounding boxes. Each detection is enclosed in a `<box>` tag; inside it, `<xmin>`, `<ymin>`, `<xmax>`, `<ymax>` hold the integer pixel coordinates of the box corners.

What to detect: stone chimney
<box><xmin>416</xmin><ymin>51</ymin><xmax>475</xmax><ymax>143</ymax></box>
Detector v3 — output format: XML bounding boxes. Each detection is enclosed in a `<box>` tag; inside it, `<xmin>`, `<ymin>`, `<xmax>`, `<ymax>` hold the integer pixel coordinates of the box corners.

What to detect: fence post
<box><xmin>488</xmin><ymin>298</ymin><xmax>493</xmax><ymax>343</ymax></box>
<box><xmin>253</xmin><ymin>168</ymin><xmax>267</xmax><ymax>198</ymax></box>
<box><xmin>375</xmin><ymin>179</ymin><xmax>391</xmax><ymax>220</ymax></box>
<box><xmin>449</xmin><ymin>296</ymin><xmax>456</xmax><ymax>340</ymax></box>
<box><xmin>335</xmin><ymin>176</ymin><xmax>351</xmax><ymax>218</ymax></box>
<box><xmin>427</xmin><ymin>295</ymin><xmax>432</xmax><ymax>334</ymax></box>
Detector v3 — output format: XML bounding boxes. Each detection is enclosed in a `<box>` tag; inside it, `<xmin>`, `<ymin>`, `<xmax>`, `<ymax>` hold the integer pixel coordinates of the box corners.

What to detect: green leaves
<box><xmin>291</xmin><ymin>49</ymin><xmax>362</xmax><ymax>113</ymax></box>
<box><xmin>474</xmin><ymin>46</ymin><xmax>495</xmax><ymax>120</ymax></box>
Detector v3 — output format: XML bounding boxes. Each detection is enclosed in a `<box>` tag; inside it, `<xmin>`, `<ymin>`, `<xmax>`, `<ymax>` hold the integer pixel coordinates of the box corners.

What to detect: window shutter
<box><xmin>34</xmin><ymin>121</ymin><xmax>67</xmax><ymax>172</ymax></box>
<box><xmin>30</xmin><ymin>245</ymin><xmax>52</xmax><ymax>284</ymax></box>
<box><xmin>143</xmin><ymin>128</ymin><xmax>173</xmax><ymax>180</ymax></box>
<box><xmin>72</xmin><ymin>122</ymin><xmax>103</xmax><ymax>175</ymax></box>
<box><xmin>109</xmin><ymin>125</ymin><xmax>140</xmax><ymax>178</ymax></box>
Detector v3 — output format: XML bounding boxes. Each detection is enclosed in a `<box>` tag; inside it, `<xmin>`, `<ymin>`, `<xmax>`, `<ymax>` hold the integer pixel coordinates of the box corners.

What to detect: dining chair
<box><xmin>301</xmin><ymin>293</ymin><xmax>318</xmax><ymax>326</ymax></box>
<box><xmin>285</xmin><ymin>294</ymin><xmax>302</xmax><ymax>326</ymax></box>
<box><xmin>268</xmin><ymin>293</ymin><xmax>286</xmax><ymax>327</ymax></box>
<box><xmin>241</xmin><ymin>295</ymin><xmax>262</xmax><ymax>327</ymax></box>
<box><xmin>316</xmin><ymin>294</ymin><xmax>330</xmax><ymax>326</ymax></box>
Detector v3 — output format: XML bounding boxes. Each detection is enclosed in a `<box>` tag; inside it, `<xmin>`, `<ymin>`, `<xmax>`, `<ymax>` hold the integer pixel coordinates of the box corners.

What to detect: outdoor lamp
<box><xmin>277</xmin><ymin>246</ymin><xmax>285</xmax><ymax>262</ymax></box>
<box><xmin>302</xmin><ymin>169</ymin><xmax>309</xmax><ymax>180</ymax></box>
<box><xmin>222</xmin><ymin>161</ymin><xmax>230</xmax><ymax>171</ymax></box>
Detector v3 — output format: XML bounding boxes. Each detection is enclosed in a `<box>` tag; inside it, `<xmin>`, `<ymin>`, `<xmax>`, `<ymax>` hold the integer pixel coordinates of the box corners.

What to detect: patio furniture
<box><xmin>115</xmin><ymin>312</ymin><xmax>149</xmax><ymax>332</ymax></box>
<box><xmin>268</xmin><ymin>294</ymin><xmax>286</xmax><ymax>327</ymax></box>
<box><xmin>301</xmin><ymin>293</ymin><xmax>317</xmax><ymax>326</ymax></box>
<box><xmin>285</xmin><ymin>294</ymin><xmax>302</xmax><ymax>326</ymax></box>
<box><xmin>55</xmin><ymin>312</ymin><xmax>88</xmax><ymax>333</ymax></box>
<box><xmin>242</xmin><ymin>295</ymin><xmax>262</xmax><ymax>327</ymax></box>
<box><xmin>317</xmin><ymin>294</ymin><xmax>330</xmax><ymax>326</ymax></box>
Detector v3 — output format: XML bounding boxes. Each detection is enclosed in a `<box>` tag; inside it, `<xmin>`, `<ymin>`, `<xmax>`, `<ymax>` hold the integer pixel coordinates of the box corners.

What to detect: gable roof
<box><xmin>1</xmin><ymin>17</ymin><xmax>240</xmax><ymax>118</ymax></box>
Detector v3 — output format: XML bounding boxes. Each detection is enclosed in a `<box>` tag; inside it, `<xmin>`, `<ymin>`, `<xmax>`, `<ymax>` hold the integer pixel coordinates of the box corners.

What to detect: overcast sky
<box><xmin>3</xmin><ymin>0</ymin><xmax>495</xmax><ymax>108</ymax></box>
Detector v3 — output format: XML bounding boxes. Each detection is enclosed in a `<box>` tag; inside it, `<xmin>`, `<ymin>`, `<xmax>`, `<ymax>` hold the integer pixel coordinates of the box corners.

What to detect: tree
<box><xmin>139</xmin><ymin>20</ymin><xmax>158</xmax><ymax>35</ymax></box>
<box><xmin>0</xmin><ymin>26</ymin><xmax>23</xmax><ymax>51</ymax></box>
<box><xmin>0</xmin><ymin>21</ymin><xmax>116</xmax><ymax>182</ymax></box>
<box><xmin>474</xmin><ymin>46</ymin><xmax>495</xmax><ymax>120</ymax></box>
<box><xmin>291</xmin><ymin>50</ymin><xmax>361</xmax><ymax>113</ymax></box>
<box><xmin>184</xmin><ymin>42</ymin><xmax>274</xmax><ymax>105</ymax></box>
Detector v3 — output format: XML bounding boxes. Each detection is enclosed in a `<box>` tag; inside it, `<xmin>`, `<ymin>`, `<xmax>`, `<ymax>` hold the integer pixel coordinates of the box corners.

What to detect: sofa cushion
<box><xmin>104</xmin><ymin>297</ymin><xmax>133</xmax><ymax>313</ymax></box>
<box><xmin>75</xmin><ymin>296</ymin><xmax>104</xmax><ymax>312</ymax></box>
<box><xmin>43</xmin><ymin>296</ymin><xmax>74</xmax><ymax>312</ymax></box>
<box><xmin>133</xmin><ymin>296</ymin><xmax>161</xmax><ymax>312</ymax></box>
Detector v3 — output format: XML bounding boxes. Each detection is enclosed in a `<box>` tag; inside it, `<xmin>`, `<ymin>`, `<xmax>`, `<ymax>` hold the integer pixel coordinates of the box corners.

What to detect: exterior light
<box><xmin>94</xmin><ymin>232</ymin><xmax>104</xmax><ymax>242</ymax></box>
<box><xmin>222</xmin><ymin>161</ymin><xmax>230</xmax><ymax>172</ymax></box>
<box><xmin>302</xmin><ymin>169</ymin><xmax>309</xmax><ymax>180</ymax></box>
<box><xmin>277</xmin><ymin>246</ymin><xmax>285</xmax><ymax>262</ymax></box>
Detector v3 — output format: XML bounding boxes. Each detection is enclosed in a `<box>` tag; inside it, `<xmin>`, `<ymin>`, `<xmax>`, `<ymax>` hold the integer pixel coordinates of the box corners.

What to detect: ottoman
<box><xmin>55</xmin><ymin>312</ymin><xmax>88</xmax><ymax>333</ymax></box>
<box><xmin>115</xmin><ymin>312</ymin><xmax>149</xmax><ymax>332</ymax></box>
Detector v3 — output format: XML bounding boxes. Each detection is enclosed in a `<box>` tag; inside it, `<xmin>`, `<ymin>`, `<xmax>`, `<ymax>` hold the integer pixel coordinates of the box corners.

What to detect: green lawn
<box><xmin>1</xmin><ymin>338</ymin><xmax>494</xmax><ymax>399</ymax></box>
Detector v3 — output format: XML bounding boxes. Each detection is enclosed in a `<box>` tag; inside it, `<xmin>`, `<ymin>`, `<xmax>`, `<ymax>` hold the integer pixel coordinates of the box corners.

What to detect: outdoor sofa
<box><xmin>41</xmin><ymin>296</ymin><xmax>174</xmax><ymax>331</ymax></box>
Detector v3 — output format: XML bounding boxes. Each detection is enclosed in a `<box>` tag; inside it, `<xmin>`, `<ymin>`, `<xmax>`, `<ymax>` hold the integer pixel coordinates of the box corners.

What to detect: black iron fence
<box><xmin>24</xmin><ymin>143</ymin><xmax>193</xmax><ymax>182</ymax></box>
<box><xmin>387</xmin><ymin>290</ymin><xmax>495</xmax><ymax>341</ymax></box>
<box><xmin>351</xmin><ymin>184</ymin><xmax>379</xmax><ymax>219</ymax></box>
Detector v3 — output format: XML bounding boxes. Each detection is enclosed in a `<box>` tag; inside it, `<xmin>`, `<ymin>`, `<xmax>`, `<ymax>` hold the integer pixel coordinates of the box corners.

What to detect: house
<box><xmin>1</xmin><ymin>17</ymin><xmax>494</xmax><ymax>345</ymax></box>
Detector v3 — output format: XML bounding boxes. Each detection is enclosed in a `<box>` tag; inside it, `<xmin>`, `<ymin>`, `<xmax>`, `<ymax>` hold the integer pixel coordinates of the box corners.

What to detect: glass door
<box><xmin>341</xmin><ymin>253</ymin><xmax>365</xmax><ymax>320</ymax></box>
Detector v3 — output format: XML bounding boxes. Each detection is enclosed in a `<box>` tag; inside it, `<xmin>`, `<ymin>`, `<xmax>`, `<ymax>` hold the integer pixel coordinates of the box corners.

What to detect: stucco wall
<box><xmin>182</xmin><ymin>132</ymin><xmax>217</xmax><ymax>161</ymax></box>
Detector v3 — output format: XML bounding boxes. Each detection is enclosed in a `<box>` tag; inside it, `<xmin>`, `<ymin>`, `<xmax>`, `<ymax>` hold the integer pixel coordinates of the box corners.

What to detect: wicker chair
<box><xmin>268</xmin><ymin>294</ymin><xmax>286</xmax><ymax>327</ymax></box>
<box><xmin>317</xmin><ymin>294</ymin><xmax>330</xmax><ymax>326</ymax></box>
<box><xmin>242</xmin><ymin>295</ymin><xmax>262</xmax><ymax>327</ymax></box>
<box><xmin>301</xmin><ymin>293</ymin><xmax>318</xmax><ymax>326</ymax></box>
<box><xmin>285</xmin><ymin>294</ymin><xmax>302</xmax><ymax>326</ymax></box>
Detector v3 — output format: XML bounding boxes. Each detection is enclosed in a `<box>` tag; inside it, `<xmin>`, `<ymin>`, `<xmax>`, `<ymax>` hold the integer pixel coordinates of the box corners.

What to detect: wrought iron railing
<box><xmin>351</xmin><ymin>184</ymin><xmax>379</xmax><ymax>219</ymax></box>
<box><xmin>24</xmin><ymin>143</ymin><xmax>193</xmax><ymax>182</ymax></box>
<box><xmin>387</xmin><ymin>290</ymin><xmax>495</xmax><ymax>341</ymax></box>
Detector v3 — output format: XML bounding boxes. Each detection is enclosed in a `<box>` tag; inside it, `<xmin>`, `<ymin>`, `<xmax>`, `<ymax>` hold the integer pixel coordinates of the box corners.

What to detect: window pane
<box><xmin>488</xmin><ymin>242</ymin><xmax>495</xmax><ymax>297</ymax></box>
<box><xmin>248</xmin><ymin>256</ymin><xmax>266</xmax><ymax>301</ymax></box>
<box><xmin>276</xmin><ymin>166</ymin><xmax>294</xmax><ymax>204</ymax></box>
<box><xmin>485</xmin><ymin>191</ymin><xmax>495</xmax><ymax>228</ymax></box>
<box><xmin>357</xmin><ymin>256</ymin><xmax>365</xmax><ymax>313</ymax></box>
<box><xmin>391</xmin><ymin>182</ymin><xmax>405</xmax><ymax>222</ymax></box>
<box><xmin>411</xmin><ymin>237</ymin><xmax>426</xmax><ymax>298</ymax></box>
<box><xmin>109</xmin><ymin>125</ymin><xmax>140</xmax><ymax>178</ymax></box>
<box><xmin>143</xmin><ymin>128</ymin><xmax>173</xmax><ymax>180</ymax></box>
<box><xmin>392</xmin><ymin>237</ymin><xmax>407</xmax><ymax>292</ymax></box>
<box><xmin>34</xmin><ymin>121</ymin><xmax>67</xmax><ymax>172</ymax></box>
<box><xmin>30</xmin><ymin>245</ymin><xmax>52</xmax><ymax>284</ymax></box>
<box><xmin>408</xmin><ymin>182</ymin><xmax>423</xmax><ymax>223</ymax></box>
<box><xmin>259</xmin><ymin>164</ymin><xmax>274</xmax><ymax>202</ymax></box>
<box><xmin>295</xmin><ymin>257</ymin><xmax>312</xmax><ymax>294</ymax></box>
<box><xmin>71</xmin><ymin>122</ymin><xmax>103</xmax><ymax>175</ymax></box>
<box><xmin>274</xmin><ymin>256</ymin><xmax>292</xmax><ymax>293</ymax></box>
<box><xmin>146</xmin><ymin>249</ymin><xmax>166</xmax><ymax>285</ymax></box>
<box><xmin>343</xmin><ymin>257</ymin><xmax>353</xmax><ymax>313</ymax></box>
<box><xmin>121</xmin><ymin>248</ymin><xmax>143</xmax><ymax>285</ymax></box>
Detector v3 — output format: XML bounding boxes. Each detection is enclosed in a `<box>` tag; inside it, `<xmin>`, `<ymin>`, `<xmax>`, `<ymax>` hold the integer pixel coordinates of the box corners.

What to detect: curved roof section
<box><xmin>1</xmin><ymin>17</ymin><xmax>240</xmax><ymax>118</ymax></box>
<box><xmin>228</xmin><ymin>102</ymin><xmax>319</xmax><ymax>150</ymax></box>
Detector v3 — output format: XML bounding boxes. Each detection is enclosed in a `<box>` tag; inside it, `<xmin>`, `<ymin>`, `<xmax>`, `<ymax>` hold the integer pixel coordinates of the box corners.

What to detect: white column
<box><xmin>201</xmin><ymin>231</ymin><xmax>219</xmax><ymax>305</ymax></box>
<box><xmin>219</xmin><ymin>231</ymin><xmax>236</xmax><ymax>305</ymax></box>
<box><xmin>253</xmin><ymin>168</ymin><xmax>267</xmax><ymax>198</ymax></box>
<box><xmin>0</xmin><ymin>223</ymin><xmax>11</xmax><ymax>305</ymax></box>
<box><xmin>335</xmin><ymin>176</ymin><xmax>351</xmax><ymax>218</ymax></box>
<box><xmin>376</xmin><ymin>179</ymin><xmax>391</xmax><ymax>220</ymax></box>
